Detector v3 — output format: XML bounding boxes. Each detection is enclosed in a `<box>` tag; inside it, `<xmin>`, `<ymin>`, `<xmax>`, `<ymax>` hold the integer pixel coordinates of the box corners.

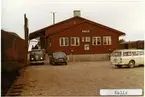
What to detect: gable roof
<box><xmin>29</xmin><ymin>16</ymin><xmax>125</xmax><ymax>39</ymax></box>
<box><xmin>29</xmin><ymin>16</ymin><xmax>83</xmax><ymax>39</ymax></box>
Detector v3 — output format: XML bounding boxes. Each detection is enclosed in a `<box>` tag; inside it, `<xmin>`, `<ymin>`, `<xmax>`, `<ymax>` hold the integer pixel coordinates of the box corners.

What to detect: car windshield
<box><xmin>111</xmin><ymin>51</ymin><xmax>122</xmax><ymax>57</ymax></box>
<box><xmin>53</xmin><ymin>52</ymin><xmax>66</xmax><ymax>57</ymax></box>
<box><xmin>30</xmin><ymin>50</ymin><xmax>44</xmax><ymax>56</ymax></box>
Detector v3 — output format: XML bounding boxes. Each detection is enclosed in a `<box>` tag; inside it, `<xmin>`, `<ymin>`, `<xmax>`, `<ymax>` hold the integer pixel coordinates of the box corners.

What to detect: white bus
<box><xmin>110</xmin><ymin>49</ymin><xmax>144</xmax><ymax>68</ymax></box>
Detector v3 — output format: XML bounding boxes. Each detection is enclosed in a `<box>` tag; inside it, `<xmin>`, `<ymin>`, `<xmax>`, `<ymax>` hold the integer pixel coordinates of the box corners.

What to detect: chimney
<box><xmin>73</xmin><ymin>10</ymin><xmax>81</xmax><ymax>17</ymax></box>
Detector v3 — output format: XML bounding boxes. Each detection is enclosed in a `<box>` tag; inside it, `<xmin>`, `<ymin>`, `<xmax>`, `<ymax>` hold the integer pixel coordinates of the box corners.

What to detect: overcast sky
<box><xmin>2</xmin><ymin>0</ymin><xmax>145</xmax><ymax>49</ymax></box>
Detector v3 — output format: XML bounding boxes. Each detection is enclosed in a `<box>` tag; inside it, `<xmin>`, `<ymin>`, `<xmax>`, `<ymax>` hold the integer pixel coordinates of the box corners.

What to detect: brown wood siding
<box><xmin>45</xmin><ymin>18</ymin><xmax>84</xmax><ymax>36</ymax></box>
<box><xmin>120</xmin><ymin>41</ymin><xmax>144</xmax><ymax>49</ymax></box>
<box><xmin>40</xmin><ymin>37</ymin><xmax>45</xmax><ymax>49</ymax></box>
<box><xmin>47</xmin><ymin>22</ymin><xmax>120</xmax><ymax>55</ymax></box>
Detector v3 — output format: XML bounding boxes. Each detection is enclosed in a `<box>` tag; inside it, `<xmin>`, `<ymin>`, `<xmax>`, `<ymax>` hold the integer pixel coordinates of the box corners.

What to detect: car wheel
<box><xmin>64</xmin><ymin>62</ymin><xmax>68</xmax><ymax>65</ymax></box>
<box><xmin>50</xmin><ymin>61</ymin><xmax>53</xmax><ymax>65</ymax></box>
<box><xmin>128</xmin><ymin>61</ymin><xmax>135</xmax><ymax>68</ymax></box>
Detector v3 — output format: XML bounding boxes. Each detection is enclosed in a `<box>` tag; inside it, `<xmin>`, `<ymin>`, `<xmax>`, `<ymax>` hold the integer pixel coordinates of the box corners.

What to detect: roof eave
<box><xmin>29</xmin><ymin>30</ymin><xmax>45</xmax><ymax>40</ymax></box>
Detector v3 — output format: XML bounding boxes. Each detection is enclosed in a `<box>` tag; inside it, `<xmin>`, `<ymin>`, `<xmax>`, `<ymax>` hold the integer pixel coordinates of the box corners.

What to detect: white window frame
<box><xmin>82</xmin><ymin>37</ymin><xmax>85</xmax><ymax>42</ymax></box>
<box><xmin>103</xmin><ymin>36</ymin><xmax>111</xmax><ymax>45</ymax></box>
<box><xmin>92</xmin><ymin>37</ymin><xmax>101</xmax><ymax>45</ymax></box>
<box><xmin>82</xmin><ymin>37</ymin><xmax>91</xmax><ymax>42</ymax></box>
<box><xmin>84</xmin><ymin>44</ymin><xmax>90</xmax><ymax>50</ymax></box>
<box><xmin>59</xmin><ymin>37</ymin><xmax>69</xmax><ymax>46</ymax></box>
<box><xmin>82</xmin><ymin>30</ymin><xmax>90</xmax><ymax>33</ymax></box>
<box><xmin>71</xmin><ymin>37</ymin><xmax>80</xmax><ymax>46</ymax></box>
<box><xmin>85</xmin><ymin>37</ymin><xmax>91</xmax><ymax>42</ymax></box>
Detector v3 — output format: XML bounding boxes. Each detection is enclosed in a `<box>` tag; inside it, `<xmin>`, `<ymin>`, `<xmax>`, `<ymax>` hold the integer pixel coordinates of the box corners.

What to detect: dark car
<box><xmin>30</xmin><ymin>49</ymin><xmax>45</xmax><ymax>65</ymax></box>
<box><xmin>49</xmin><ymin>52</ymin><xmax>68</xmax><ymax>65</ymax></box>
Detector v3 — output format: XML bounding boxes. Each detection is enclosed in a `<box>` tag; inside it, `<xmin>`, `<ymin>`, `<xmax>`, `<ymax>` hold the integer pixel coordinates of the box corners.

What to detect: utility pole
<box><xmin>51</xmin><ymin>12</ymin><xmax>56</xmax><ymax>24</ymax></box>
<box><xmin>24</xmin><ymin>14</ymin><xmax>29</xmax><ymax>66</ymax></box>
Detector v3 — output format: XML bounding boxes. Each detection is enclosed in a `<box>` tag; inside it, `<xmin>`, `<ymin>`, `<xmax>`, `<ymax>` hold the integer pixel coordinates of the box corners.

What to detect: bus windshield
<box><xmin>111</xmin><ymin>51</ymin><xmax>122</xmax><ymax>57</ymax></box>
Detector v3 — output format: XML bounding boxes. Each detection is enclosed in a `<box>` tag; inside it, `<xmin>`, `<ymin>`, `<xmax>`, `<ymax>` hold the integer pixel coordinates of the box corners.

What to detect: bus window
<box><xmin>139</xmin><ymin>51</ymin><xmax>144</xmax><ymax>55</ymax></box>
<box><xmin>111</xmin><ymin>52</ymin><xmax>122</xmax><ymax>57</ymax></box>
<box><xmin>123</xmin><ymin>52</ymin><xmax>131</xmax><ymax>56</ymax></box>
<box><xmin>132</xmin><ymin>51</ymin><xmax>138</xmax><ymax>56</ymax></box>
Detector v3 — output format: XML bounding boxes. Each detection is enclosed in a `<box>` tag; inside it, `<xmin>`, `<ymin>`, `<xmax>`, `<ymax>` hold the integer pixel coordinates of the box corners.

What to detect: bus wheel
<box><xmin>128</xmin><ymin>61</ymin><xmax>135</xmax><ymax>68</ymax></box>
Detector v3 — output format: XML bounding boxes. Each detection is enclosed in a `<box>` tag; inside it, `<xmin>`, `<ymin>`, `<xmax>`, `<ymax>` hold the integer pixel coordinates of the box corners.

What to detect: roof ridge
<box><xmin>30</xmin><ymin>16</ymin><xmax>82</xmax><ymax>34</ymax></box>
<box><xmin>29</xmin><ymin>16</ymin><xmax>125</xmax><ymax>39</ymax></box>
<box><xmin>47</xmin><ymin>21</ymin><xmax>86</xmax><ymax>36</ymax></box>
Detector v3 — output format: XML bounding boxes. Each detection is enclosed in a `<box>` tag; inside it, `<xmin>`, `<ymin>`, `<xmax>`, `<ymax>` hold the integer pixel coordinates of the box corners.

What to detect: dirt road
<box><xmin>14</xmin><ymin>61</ymin><xmax>143</xmax><ymax>96</ymax></box>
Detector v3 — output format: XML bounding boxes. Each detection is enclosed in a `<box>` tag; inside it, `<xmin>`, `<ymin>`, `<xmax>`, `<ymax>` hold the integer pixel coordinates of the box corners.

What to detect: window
<box><xmin>82</xmin><ymin>37</ymin><xmax>91</xmax><ymax>42</ymax></box>
<box><xmin>111</xmin><ymin>52</ymin><xmax>122</xmax><ymax>57</ymax></box>
<box><xmin>84</xmin><ymin>44</ymin><xmax>89</xmax><ymax>50</ymax></box>
<box><xmin>59</xmin><ymin>37</ymin><xmax>69</xmax><ymax>46</ymax></box>
<box><xmin>92</xmin><ymin>37</ymin><xmax>101</xmax><ymax>45</ymax></box>
<box><xmin>71</xmin><ymin>37</ymin><xmax>80</xmax><ymax>46</ymax></box>
<box><xmin>82</xmin><ymin>37</ymin><xmax>85</xmax><ymax>42</ymax></box>
<box><xmin>139</xmin><ymin>51</ymin><xmax>144</xmax><ymax>55</ymax></box>
<box><xmin>103</xmin><ymin>36</ymin><xmax>111</xmax><ymax>45</ymax></box>
<box><xmin>85</xmin><ymin>37</ymin><xmax>90</xmax><ymax>42</ymax></box>
<box><xmin>82</xmin><ymin>30</ymin><xmax>90</xmax><ymax>33</ymax></box>
<box><xmin>123</xmin><ymin>52</ymin><xmax>131</xmax><ymax>56</ymax></box>
<box><xmin>132</xmin><ymin>52</ymin><xmax>138</xmax><ymax>56</ymax></box>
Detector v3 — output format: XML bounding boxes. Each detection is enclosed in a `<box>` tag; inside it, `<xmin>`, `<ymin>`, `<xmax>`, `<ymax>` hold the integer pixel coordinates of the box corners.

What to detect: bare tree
<box><xmin>119</xmin><ymin>39</ymin><xmax>126</xmax><ymax>43</ymax></box>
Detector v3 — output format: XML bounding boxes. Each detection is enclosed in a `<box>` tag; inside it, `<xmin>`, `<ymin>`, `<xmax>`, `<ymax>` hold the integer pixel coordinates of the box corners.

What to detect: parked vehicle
<box><xmin>49</xmin><ymin>52</ymin><xmax>68</xmax><ymax>65</ymax></box>
<box><xmin>30</xmin><ymin>49</ymin><xmax>45</xmax><ymax>65</ymax></box>
<box><xmin>110</xmin><ymin>49</ymin><xmax>144</xmax><ymax>68</ymax></box>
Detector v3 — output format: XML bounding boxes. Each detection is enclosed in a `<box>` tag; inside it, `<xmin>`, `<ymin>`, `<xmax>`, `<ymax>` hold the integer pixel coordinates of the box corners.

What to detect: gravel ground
<box><xmin>14</xmin><ymin>61</ymin><xmax>143</xmax><ymax>96</ymax></box>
